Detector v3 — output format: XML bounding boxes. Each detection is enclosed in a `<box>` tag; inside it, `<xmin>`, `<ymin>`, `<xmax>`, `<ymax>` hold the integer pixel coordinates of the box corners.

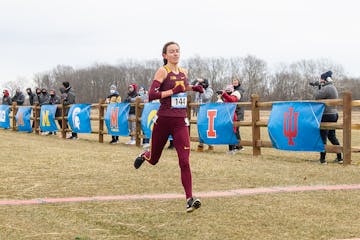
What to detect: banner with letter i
<box><xmin>267</xmin><ymin>102</ymin><xmax>325</xmax><ymax>151</ymax></box>
<box><xmin>197</xmin><ymin>103</ymin><xmax>238</xmax><ymax>145</ymax></box>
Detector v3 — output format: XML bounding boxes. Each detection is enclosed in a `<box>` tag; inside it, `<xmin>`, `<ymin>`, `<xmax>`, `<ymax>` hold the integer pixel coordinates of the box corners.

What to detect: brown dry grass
<box><xmin>1</xmin><ymin>113</ymin><xmax>360</xmax><ymax>239</ymax></box>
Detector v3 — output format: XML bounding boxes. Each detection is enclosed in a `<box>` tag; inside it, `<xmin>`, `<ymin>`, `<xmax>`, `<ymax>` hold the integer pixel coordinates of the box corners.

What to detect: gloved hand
<box><xmin>172</xmin><ymin>84</ymin><xmax>185</xmax><ymax>94</ymax></box>
<box><xmin>192</xmin><ymin>85</ymin><xmax>204</xmax><ymax>93</ymax></box>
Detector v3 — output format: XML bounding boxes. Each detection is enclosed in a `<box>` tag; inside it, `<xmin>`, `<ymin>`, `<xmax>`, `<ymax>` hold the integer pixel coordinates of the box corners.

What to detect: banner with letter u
<box><xmin>40</xmin><ymin>105</ymin><xmax>58</xmax><ymax>132</ymax></box>
<box><xmin>268</xmin><ymin>102</ymin><xmax>325</xmax><ymax>151</ymax></box>
<box><xmin>0</xmin><ymin>105</ymin><xmax>11</xmax><ymax>129</ymax></box>
<box><xmin>68</xmin><ymin>104</ymin><xmax>92</xmax><ymax>133</ymax></box>
<box><xmin>141</xmin><ymin>102</ymin><xmax>160</xmax><ymax>138</ymax></box>
<box><xmin>197</xmin><ymin>103</ymin><xmax>238</xmax><ymax>145</ymax></box>
<box><xmin>105</xmin><ymin>103</ymin><xmax>130</xmax><ymax>136</ymax></box>
<box><xmin>16</xmin><ymin>106</ymin><xmax>32</xmax><ymax>132</ymax></box>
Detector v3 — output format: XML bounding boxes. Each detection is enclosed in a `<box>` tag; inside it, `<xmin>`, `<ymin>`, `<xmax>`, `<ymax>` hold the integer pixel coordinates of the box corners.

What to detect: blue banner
<box><xmin>0</xmin><ymin>105</ymin><xmax>11</xmax><ymax>129</ymax></box>
<box><xmin>68</xmin><ymin>104</ymin><xmax>92</xmax><ymax>133</ymax></box>
<box><xmin>16</xmin><ymin>106</ymin><xmax>32</xmax><ymax>132</ymax></box>
<box><xmin>141</xmin><ymin>102</ymin><xmax>160</xmax><ymax>138</ymax></box>
<box><xmin>40</xmin><ymin>105</ymin><xmax>58</xmax><ymax>132</ymax></box>
<box><xmin>105</xmin><ymin>103</ymin><xmax>130</xmax><ymax>136</ymax></box>
<box><xmin>197</xmin><ymin>103</ymin><xmax>238</xmax><ymax>145</ymax></box>
<box><xmin>268</xmin><ymin>102</ymin><xmax>325</xmax><ymax>151</ymax></box>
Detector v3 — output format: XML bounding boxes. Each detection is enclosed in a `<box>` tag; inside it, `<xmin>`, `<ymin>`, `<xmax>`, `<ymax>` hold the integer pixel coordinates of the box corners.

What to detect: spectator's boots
<box><xmin>320</xmin><ymin>152</ymin><xmax>327</xmax><ymax>164</ymax></box>
<box><xmin>186</xmin><ymin>197</ymin><xmax>201</xmax><ymax>213</ymax></box>
<box><xmin>207</xmin><ymin>145</ymin><xmax>214</xmax><ymax>152</ymax></box>
<box><xmin>196</xmin><ymin>145</ymin><xmax>204</xmax><ymax>152</ymax></box>
<box><xmin>334</xmin><ymin>153</ymin><xmax>343</xmax><ymax>164</ymax></box>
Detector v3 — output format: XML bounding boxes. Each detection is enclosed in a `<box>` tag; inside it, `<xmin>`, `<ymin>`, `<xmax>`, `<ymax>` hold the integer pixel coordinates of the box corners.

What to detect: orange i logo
<box><xmin>207</xmin><ymin>109</ymin><xmax>217</xmax><ymax>138</ymax></box>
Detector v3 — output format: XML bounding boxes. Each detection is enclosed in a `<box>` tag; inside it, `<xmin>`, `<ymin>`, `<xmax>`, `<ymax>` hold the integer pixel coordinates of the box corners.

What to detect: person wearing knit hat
<box><xmin>314</xmin><ymin>70</ymin><xmax>342</xmax><ymax>164</ymax></box>
<box><xmin>2</xmin><ymin>89</ymin><xmax>12</xmax><ymax>105</ymax></box>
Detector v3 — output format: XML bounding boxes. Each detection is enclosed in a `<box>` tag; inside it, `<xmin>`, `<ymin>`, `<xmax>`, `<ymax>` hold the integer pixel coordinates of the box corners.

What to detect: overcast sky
<box><xmin>1</xmin><ymin>0</ymin><xmax>359</xmax><ymax>86</ymax></box>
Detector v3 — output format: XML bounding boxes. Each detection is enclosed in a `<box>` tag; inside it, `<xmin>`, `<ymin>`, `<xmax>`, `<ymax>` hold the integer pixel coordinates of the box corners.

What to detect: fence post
<box><xmin>251</xmin><ymin>94</ymin><xmax>261</xmax><ymax>156</ymax></box>
<box><xmin>135</xmin><ymin>97</ymin><xmax>142</xmax><ymax>147</ymax></box>
<box><xmin>98</xmin><ymin>99</ymin><xmax>105</xmax><ymax>143</ymax></box>
<box><xmin>11</xmin><ymin>102</ymin><xmax>17</xmax><ymax>131</ymax></box>
<box><xmin>342</xmin><ymin>91</ymin><xmax>352</xmax><ymax>165</ymax></box>
<box><xmin>187</xmin><ymin>95</ymin><xmax>192</xmax><ymax>137</ymax></box>
<box><xmin>34</xmin><ymin>104</ymin><xmax>40</xmax><ymax>135</ymax></box>
<box><xmin>61</xmin><ymin>100</ymin><xmax>66</xmax><ymax>138</ymax></box>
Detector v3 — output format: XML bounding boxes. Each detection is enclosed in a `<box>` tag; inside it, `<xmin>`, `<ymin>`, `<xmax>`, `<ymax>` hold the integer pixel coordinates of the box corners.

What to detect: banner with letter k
<box><xmin>268</xmin><ymin>102</ymin><xmax>325</xmax><ymax>152</ymax></box>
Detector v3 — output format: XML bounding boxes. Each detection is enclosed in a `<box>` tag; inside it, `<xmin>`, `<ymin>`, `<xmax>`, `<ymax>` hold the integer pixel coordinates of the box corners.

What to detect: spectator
<box><xmin>217</xmin><ymin>84</ymin><xmax>241</xmax><ymax>154</ymax></box>
<box><xmin>124</xmin><ymin>84</ymin><xmax>139</xmax><ymax>145</ymax></box>
<box><xmin>192</xmin><ymin>78</ymin><xmax>214</xmax><ymax>152</ymax></box>
<box><xmin>46</xmin><ymin>89</ymin><xmax>61</xmax><ymax>135</ymax></box>
<box><xmin>62</xmin><ymin>81</ymin><xmax>77</xmax><ymax>140</ymax></box>
<box><xmin>138</xmin><ymin>86</ymin><xmax>150</xmax><ymax>148</ymax></box>
<box><xmin>26</xmin><ymin>88</ymin><xmax>36</xmax><ymax>105</ymax></box>
<box><xmin>105</xmin><ymin>84</ymin><xmax>122</xmax><ymax>144</ymax></box>
<box><xmin>34</xmin><ymin>88</ymin><xmax>42</xmax><ymax>105</ymax></box>
<box><xmin>133</xmin><ymin>41</ymin><xmax>204</xmax><ymax>212</ymax></box>
<box><xmin>11</xmin><ymin>87</ymin><xmax>25</xmax><ymax>105</ymax></box>
<box><xmin>232</xmin><ymin>78</ymin><xmax>245</xmax><ymax>151</ymax></box>
<box><xmin>2</xmin><ymin>89</ymin><xmax>12</xmax><ymax>105</ymax></box>
<box><xmin>313</xmin><ymin>71</ymin><xmax>342</xmax><ymax>164</ymax></box>
<box><xmin>40</xmin><ymin>88</ymin><xmax>49</xmax><ymax>105</ymax></box>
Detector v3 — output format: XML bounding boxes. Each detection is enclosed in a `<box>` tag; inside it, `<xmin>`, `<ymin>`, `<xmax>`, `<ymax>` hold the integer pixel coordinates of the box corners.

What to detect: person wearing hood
<box><xmin>44</xmin><ymin>89</ymin><xmax>61</xmax><ymax>135</ymax></box>
<box><xmin>11</xmin><ymin>88</ymin><xmax>25</xmax><ymax>105</ymax></box>
<box><xmin>106</xmin><ymin>85</ymin><xmax>122</xmax><ymax>144</ymax></box>
<box><xmin>232</xmin><ymin>78</ymin><xmax>245</xmax><ymax>151</ymax></box>
<box><xmin>62</xmin><ymin>81</ymin><xmax>77</xmax><ymax>140</ymax></box>
<box><xmin>124</xmin><ymin>83</ymin><xmax>139</xmax><ymax>145</ymax></box>
<box><xmin>2</xmin><ymin>89</ymin><xmax>12</xmax><ymax>105</ymax></box>
<box><xmin>313</xmin><ymin>70</ymin><xmax>342</xmax><ymax>164</ymax></box>
<box><xmin>26</xmin><ymin>88</ymin><xmax>36</xmax><ymax>105</ymax></box>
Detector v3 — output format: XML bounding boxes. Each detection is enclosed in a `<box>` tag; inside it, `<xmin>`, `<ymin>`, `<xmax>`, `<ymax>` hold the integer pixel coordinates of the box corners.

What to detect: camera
<box><xmin>216</xmin><ymin>90</ymin><xmax>223</xmax><ymax>95</ymax></box>
<box><xmin>309</xmin><ymin>81</ymin><xmax>320</xmax><ymax>87</ymax></box>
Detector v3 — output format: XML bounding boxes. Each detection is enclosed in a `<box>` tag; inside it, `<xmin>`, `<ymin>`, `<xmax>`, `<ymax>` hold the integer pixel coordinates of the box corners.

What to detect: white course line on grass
<box><xmin>1</xmin><ymin>184</ymin><xmax>360</xmax><ymax>206</ymax></box>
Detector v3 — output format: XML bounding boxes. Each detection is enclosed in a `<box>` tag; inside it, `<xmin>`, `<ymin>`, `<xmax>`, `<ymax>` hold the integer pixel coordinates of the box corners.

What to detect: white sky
<box><xmin>1</xmin><ymin>0</ymin><xmax>359</xmax><ymax>86</ymax></box>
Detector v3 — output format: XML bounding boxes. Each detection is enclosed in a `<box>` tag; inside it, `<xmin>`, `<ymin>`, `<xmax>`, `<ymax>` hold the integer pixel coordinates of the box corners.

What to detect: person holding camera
<box><xmin>192</xmin><ymin>78</ymin><xmax>215</xmax><ymax>152</ymax></box>
<box><xmin>217</xmin><ymin>84</ymin><xmax>241</xmax><ymax>154</ymax></box>
<box><xmin>313</xmin><ymin>70</ymin><xmax>342</xmax><ymax>164</ymax></box>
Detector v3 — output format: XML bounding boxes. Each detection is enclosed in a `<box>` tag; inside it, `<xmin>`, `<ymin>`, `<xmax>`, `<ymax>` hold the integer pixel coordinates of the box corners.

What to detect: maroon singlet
<box><xmin>157</xmin><ymin>65</ymin><xmax>189</xmax><ymax>118</ymax></box>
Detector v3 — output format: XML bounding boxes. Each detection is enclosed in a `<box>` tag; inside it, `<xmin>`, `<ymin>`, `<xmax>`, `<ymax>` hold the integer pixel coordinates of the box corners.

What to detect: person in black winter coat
<box><xmin>62</xmin><ymin>81</ymin><xmax>78</xmax><ymax>139</ymax></box>
<box><xmin>124</xmin><ymin>84</ymin><xmax>139</xmax><ymax>145</ymax></box>
<box><xmin>11</xmin><ymin>88</ymin><xmax>25</xmax><ymax>105</ymax></box>
<box><xmin>26</xmin><ymin>88</ymin><xmax>36</xmax><ymax>105</ymax></box>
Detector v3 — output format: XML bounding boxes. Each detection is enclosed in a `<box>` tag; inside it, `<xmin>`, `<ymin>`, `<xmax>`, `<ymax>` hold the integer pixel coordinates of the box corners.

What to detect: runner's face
<box><xmin>163</xmin><ymin>44</ymin><xmax>180</xmax><ymax>65</ymax></box>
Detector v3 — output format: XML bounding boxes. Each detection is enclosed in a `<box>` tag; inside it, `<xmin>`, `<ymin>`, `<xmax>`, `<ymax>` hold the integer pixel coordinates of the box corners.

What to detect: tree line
<box><xmin>3</xmin><ymin>55</ymin><xmax>360</xmax><ymax>103</ymax></box>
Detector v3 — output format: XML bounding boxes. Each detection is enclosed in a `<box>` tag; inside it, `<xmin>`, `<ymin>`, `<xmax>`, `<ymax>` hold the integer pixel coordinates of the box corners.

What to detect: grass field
<box><xmin>1</xmin><ymin>122</ymin><xmax>360</xmax><ymax>239</ymax></box>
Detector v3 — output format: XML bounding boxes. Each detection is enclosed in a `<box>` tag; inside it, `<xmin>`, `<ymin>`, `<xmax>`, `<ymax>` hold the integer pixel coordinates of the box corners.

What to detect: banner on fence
<box><xmin>141</xmin><ymin>102</ymin><xmax>160</xmax><ymax>138</ymax></box>
<box><xmin>16</xmin><ymin>106</ymin><xmax>32</xmax><ymax>132</ymax></box>
<box><xmin>268</xmin><ymin>102</ymin><xmax>325</xmax><ymax>152</ymax></box>
<box><xmin>105</xmin><ymin>103</ymin><xmax>130</xmax><ymax>136</ymax></box>
<box><xmin>40</xmin><ymin>105</ymin><xmax>58</xmax><ymax>132</ymax></box>
<box><xmin>68</xmin><ymin>104</ymin><xmax>92</xmax><ymax>133</ymax></box>
<box><xmin>0</xmin><ymin>105</ymin><xmax>11</xmax><ymax>129</ymax></box>
<box><xmin>197</xmin><ymin>103</ymin><xmax>238</xmax><ymax>145</ymax></box>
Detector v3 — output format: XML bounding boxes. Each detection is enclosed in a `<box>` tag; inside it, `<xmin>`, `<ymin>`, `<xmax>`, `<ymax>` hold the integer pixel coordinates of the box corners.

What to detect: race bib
<box><xmin>171</xmin><ymin>93</ymin><xmax>187</xmax><ymax>108</ymax></box>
